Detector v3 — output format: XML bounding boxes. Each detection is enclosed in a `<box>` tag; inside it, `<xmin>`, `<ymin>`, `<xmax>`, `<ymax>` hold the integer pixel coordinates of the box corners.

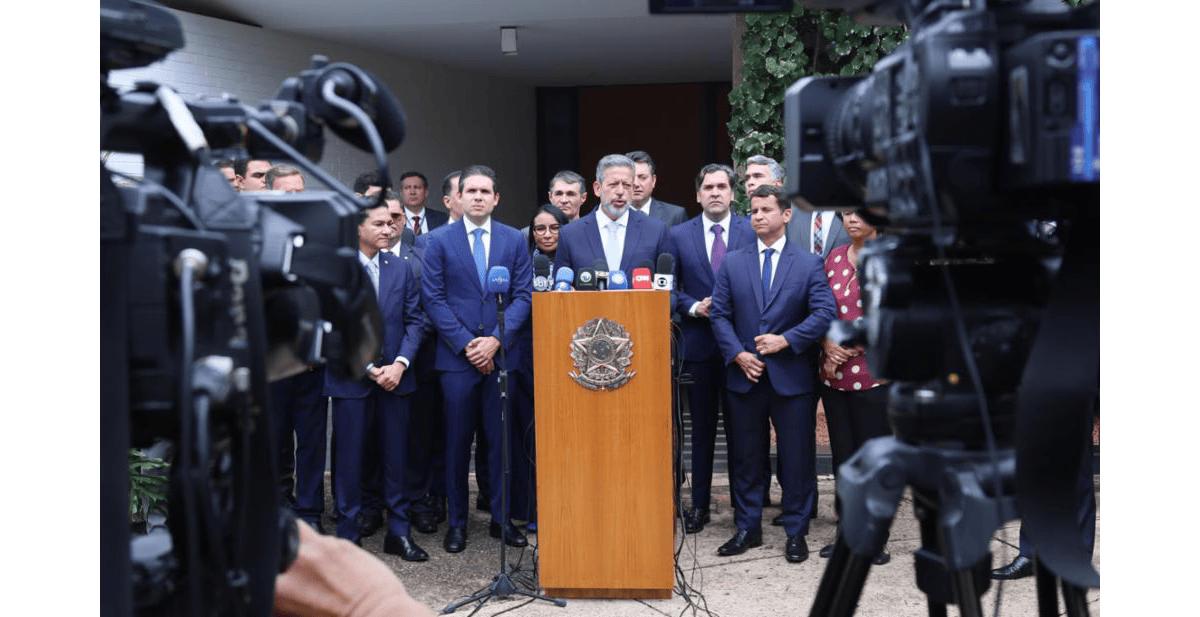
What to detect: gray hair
<box><xmin>594</xmin><ymin>154</ymin><xmax>636</xmax><ymax>184</ymax></box>
<box><xmin>744</xmin><ymin>155</ymin><xmax>785</xmax><ymax>183</ymax></box>
<box><xmin>266</xmin><ymin>163</ymin><xmax>304</xmax><ymax>190</ymax></box>
<box><xmin>548</xmin><ymin>170</ymin><xmax>586</xmax><ymax>194</ymax></box>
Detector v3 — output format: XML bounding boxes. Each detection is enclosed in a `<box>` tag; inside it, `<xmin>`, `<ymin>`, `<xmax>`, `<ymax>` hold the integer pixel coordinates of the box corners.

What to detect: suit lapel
<box><xmin>826</xmin><ymin>215</ymin><xmax>847</xmax><ymax>258</ymax></box>
<box><xmin>583</xmin><ymin>214</ymin><xmax>606</xmax><ymax>266</ymax></box>
<box><xmin>378</xmin><ymin>253</ymin><xmax>396</xmax><ymax>307</ymax></box>
<box><xmin>731</xmin><ymin>216</ymin><xmax>755</xmax><ymax>250</ymax></box>
<box><xmin>746</xmin><ymin>249</ymin><xmax>764</xmax><ymax>314</ymax></box>
<box><xmin>450</xmin><ymin>223</ymin><xmax>483</xmax><ymax>295</ymax></box>
<box><xmin>765</xmin><ymin>244</ymin><xmax>797</xmax><ymax>310</ymax></box>
<box><xmin>690</xmin><ymin>218</ymin><xmax>712</xmax><ymax>284</ymax></box>
<box><xmin>620</xmin><ymin>213</ymin><xmax>645</xmax><ymax>272</ymax></box>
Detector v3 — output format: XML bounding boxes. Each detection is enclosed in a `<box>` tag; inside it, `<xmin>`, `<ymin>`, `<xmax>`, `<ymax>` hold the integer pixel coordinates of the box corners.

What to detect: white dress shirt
<box><xmin>635</xmin><ymin>199</ymin><xmax>653</xmax><ymax>217</ymax></box>
<box><xmin>598</xmin><ymin>209</ymin><xmax>629</xmax><ymax>272</ymax></box>
<box><xmin>463</xmin><ymin>216</ymin><xmax>493</xmax><ymax>265</ymax></box>
<box><xmin>757</xmin><ymin>235</ymin><xmax>787</xmax><ymax>282</ymax></box>
<box><xmin>359</xmin><ymin>250</ymin><xmax>409</xmax><ymax>368</ymax></box>
<box><xmin>406</xmin><ymin>206</ymin><xmax>430</xmax><ymax>235</ymax></box>
<box><xmin>810</xmin><ymin>211</ymin><xmax>834</xmax><ymax>254</ymax></box>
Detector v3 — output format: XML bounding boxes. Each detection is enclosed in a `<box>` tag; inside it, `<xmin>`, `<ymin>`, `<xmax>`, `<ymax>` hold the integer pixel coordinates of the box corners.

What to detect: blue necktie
<box><xmin>761</xmin><ymin>247</ymin><xmax>775</xmax><ymax>302</ymax></box>
<box><xmin>472</xmin><ymin>227</ymin><xmax>487</xmax><ymax>289</ymax></box>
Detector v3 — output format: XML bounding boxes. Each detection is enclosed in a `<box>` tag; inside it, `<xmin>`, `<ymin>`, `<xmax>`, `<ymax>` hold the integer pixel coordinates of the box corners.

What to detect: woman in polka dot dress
<box><xmin>818</xmin><ymin>209</ymin><xmax>892</xmax><ymax>565</ymax></box>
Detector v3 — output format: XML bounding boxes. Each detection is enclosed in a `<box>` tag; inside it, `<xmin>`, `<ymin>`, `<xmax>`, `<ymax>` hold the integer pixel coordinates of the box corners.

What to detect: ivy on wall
<box><xmin>728</xmin><ymin>5</ymin><xmax>907</xmax><ymax>190</ymax></box>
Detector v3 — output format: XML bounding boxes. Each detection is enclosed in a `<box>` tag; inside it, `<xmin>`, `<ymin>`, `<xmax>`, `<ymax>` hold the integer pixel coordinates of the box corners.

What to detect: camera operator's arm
<box><xmin>274</xmin><ymin>521</ymin><xmax>433</xmax><ymax>617</ymax></box>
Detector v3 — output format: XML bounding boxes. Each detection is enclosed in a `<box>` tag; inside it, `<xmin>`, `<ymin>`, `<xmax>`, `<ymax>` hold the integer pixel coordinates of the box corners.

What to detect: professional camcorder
<box><xmin>782</xmin><ymin>1</ymin><xmax>1100</xmax><ymax>615</ymax></box>
<box><xmin>100</xmin><ymin>1</ymin><xmax>407</xmax><ymax>615</ymax></box>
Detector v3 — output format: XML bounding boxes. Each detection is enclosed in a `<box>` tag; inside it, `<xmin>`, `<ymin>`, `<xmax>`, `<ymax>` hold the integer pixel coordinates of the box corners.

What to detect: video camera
<box><xmin>779</xmin><ymin>1</ymin><xmax>1099</xmax><ymax>615</ymax></box>
<box><xmin>100</xmin><ymin>1</ymin><xmax>407</xmax><ymax>615</ymax></box>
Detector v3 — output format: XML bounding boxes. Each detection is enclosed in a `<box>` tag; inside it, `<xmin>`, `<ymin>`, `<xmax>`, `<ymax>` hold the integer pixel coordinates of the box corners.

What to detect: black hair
<box><xmin>398</xmin><ymin>170</ymin><xmax>428</xmax><ymax>189</ymax></box>
<box><xmin>457</xmin><ymin>165</ymin><xmax>498</xmax><ymax>194</ymax></box>
<box><xmin>353</xmin><ymin>170</ymin><xmax>385</xmax><ymax>194</ymax></box>
<box><xmin>624</xmin><ymin>150</ymin><xmax>656</xmax><ymax>175</ymax></box>
<box><xmin>527</xmin><ymin>204</ymin><xmax>569</xmax><ymax>256</ymax></box>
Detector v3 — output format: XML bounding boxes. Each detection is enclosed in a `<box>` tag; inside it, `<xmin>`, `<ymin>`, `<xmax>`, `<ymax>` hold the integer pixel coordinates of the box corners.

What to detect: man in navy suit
<box><xmin>324</xmin><ymin>200</ymin><xmax>429</xmax><ymax>560</ymax></box>
<box><xmin>669</xmin><ymin>164</ymin><xmax>757</xmax><ymax>534</ymax></box>
<box><xmin>421</xmin><ymin>164</ymin><xmax>533</xmax><ymax>553</ymax></box>
<box><xmin>627</xmin><ymin>150</ymin><xmax>687</xmax><ymax>227</ymax></box>
<box><xmin>710</xmin><ymin>184</ymin><xmax>836</xmax><ymax>563</ymax></box>
<box><xmin>554</xmin><ymin>154</ymin><xmax>670</xmax><ymax>275</ymax></box>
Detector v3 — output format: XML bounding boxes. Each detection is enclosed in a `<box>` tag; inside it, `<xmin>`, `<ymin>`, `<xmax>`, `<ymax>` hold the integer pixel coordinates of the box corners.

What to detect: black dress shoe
<box><xmin>443</xmin><ymin>527</ymin><xmax>467</xmax><ymax>553</ymax></box>
<box><xmin>991</xmin><ymin>555</ymin><xmax>1033</xmax><ymax>580</ymax></box>
<box><xmin>717</xmin><ymin>528</ymin><xmax>763</xmax><ymax>556</ymax></box>
<box><xmin>771</xmin><ymin>514</ymin><xmax>784</xmax><ymax>526</ymax></box>
<box><xmin>383</xmin><ymin>534</ymin><xmax>429</xmax><ymax>562</ymax></box>
<box><xmin>413</xmin><ymin>513</ymin><xmax>438</xmax><ymax>535</ymax></box>
<box><xmin>356</xmin><ymin>510</ymin><xmax>383</xmax><ymax>538</ymax></box>
<box><xmin>489</xmin><ymin>521</ymin><xmax>528</xmax><ymax>547</ymax></box>
<box><xmin>873</xmin><ymin>551</ymin><xmax>891</xmax><ymax>566</ymax></box>
<box><xmin>785</xmin><ymin>535</ymin><xmax>809</xmax><ymax>563</ymax></box>
<box><xmin>819</xmin><ymin>543</ymin><xmax>834</xmax><ymax>559</ymax></box>
<box><xmin>683</xmin><ymin>508</ymin><xmax>710</xmax><ymax>534</ymax></box>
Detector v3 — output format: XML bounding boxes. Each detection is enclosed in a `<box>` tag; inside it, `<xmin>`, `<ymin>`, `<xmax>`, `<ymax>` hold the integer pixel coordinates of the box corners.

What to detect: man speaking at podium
<box><xmin>554</xmin><ymin>154</ymin><xmax>669</xmax><ymax>275</ymax></box>
<box><xmin>709</xmin><ymin>184</ymin><xmax>836</xmax><ymax>563</ymax></box>
<box><xmin>421</xmin><ymin>165</ymin><xmax>533</xmax><ymax>554</ymax></box>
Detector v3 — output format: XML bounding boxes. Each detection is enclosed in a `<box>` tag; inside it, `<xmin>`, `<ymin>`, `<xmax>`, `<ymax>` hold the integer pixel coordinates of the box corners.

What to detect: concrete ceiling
<box><xmin>163</xmin><ymin>0</ymin><xmax>736</xmax><ymax>86</ymax></box>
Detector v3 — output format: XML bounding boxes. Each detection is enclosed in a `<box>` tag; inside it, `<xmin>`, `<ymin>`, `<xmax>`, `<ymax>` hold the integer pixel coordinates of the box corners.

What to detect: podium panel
<box><xmin>533</xmin><ymin>290</ymin><xmax>674</xmax><ymax>599</ymax></box>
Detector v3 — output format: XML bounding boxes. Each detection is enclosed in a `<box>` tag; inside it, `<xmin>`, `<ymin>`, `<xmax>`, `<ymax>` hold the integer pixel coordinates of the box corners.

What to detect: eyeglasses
<box><xmin>533</xmin><ymin>224</ymin><xmax>561</xmax><ymax>234</ymax></box>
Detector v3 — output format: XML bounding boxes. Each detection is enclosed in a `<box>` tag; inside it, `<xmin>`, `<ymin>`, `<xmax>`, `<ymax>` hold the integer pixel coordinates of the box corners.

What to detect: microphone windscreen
<box><xmin>553</xmin><ymin>281</ymin><xmax>572</xmax><ymax>291</ymax></box>
<box><xmin>608</xmin><ymin>270</ymin><xmax>629</xmax><ymax>290</ymax></box>
<box><xmin>533</xmin><ymin>254</ymin><xmax>551</xmax><ymax>278</ymax></box>
<box><xmin>486</xmin><ymin>265</ymin><xmax>511</xmax><ymax>294</ymax></box>
<box><xmin>576</xmin><ymin>267</ymin><xmax>597</xmax><ymax>291</ymax></box>
<box><xmin>631</xmin><ymin>267</ymin><xmax>653</xmax><ymax>289</ymax></box>
<box><xmin>554</xmin><ymin>267</ymin><xmax>575</xmax><ymax>286</ymax></box>
<box><xmin>655</xmin><ymin>253</ymin><xmax>675</xmax><ymax>275</ymax></box>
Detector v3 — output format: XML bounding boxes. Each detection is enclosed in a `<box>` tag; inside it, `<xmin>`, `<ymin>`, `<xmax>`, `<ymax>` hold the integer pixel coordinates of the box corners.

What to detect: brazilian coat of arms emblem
<box><xmin>568</xmin><ymin>318</ymin><xmax>636</xmax><ymax>391</ymax></box>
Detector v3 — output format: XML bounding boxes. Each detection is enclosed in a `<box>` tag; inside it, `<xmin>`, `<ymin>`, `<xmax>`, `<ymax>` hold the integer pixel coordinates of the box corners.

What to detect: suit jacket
<box><xmin>420</xmin><ymin>219</ymin><xmax>533</xmax><ymax>373</ymax></box>
<box><xmin>668</xmin><ymin>214</ymin><xmax>756</xmax><ymax>362</ymax></box>
<box><xmin>554</xmin><ymin>209</ymin><xmax>669</xmax><ymax>275</ymax></box>
<box><xmin>647</xmin><ymin>198</ymin><xmax>687</xmax><ymax>227</ymax></box>
<box><xmin>786</xmin><ymin>207</ymin><xmax>850</xmax><ymax>259</ymax></box>
<box><xmin>323</xmin><ymin>251</ymin><xmax>425</xmax><ymax>398</ymax></box>
<box><xmin>386</xmin><ymin>241</ymin><xmax>439</xmax><ymax>381</ymax></box>
<box><xmin>710</xmin><ymin>240</ymin><xmax>836</xmax><ymax>397</ymax></box>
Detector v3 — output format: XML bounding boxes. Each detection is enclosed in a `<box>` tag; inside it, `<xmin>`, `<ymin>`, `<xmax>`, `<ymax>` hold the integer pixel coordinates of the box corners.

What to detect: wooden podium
<box><xmin>532</xmin><ymin>290</ymin><xmax>674</xmax><ymax>599</ymax></box>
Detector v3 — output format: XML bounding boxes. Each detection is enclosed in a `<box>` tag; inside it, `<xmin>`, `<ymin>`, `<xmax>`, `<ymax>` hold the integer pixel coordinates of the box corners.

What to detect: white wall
<box><xmin>105</xmin><ymin>8</ymin><xmax>537</xmax><ymax>226</ymax></box>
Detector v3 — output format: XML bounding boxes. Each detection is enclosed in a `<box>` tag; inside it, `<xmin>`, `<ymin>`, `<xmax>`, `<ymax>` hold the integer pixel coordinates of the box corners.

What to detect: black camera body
<box><xmin>785</xmin><ymin>0</ymin><xmax>1098</xmax><ymax>231</ymax></box>
<box><xmin>101</xmin><ymin>2</ymin><xmax>405</xmax><ymax>615</ymax></box>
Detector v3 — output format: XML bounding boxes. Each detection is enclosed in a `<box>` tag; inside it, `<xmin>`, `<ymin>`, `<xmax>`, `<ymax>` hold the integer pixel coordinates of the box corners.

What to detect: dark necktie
<box><xmin>412</xmin><ymin>214</ymin><xmax>422</xmax><ymax>237</ymax></box>
<box><xmin>761</xmin><ymin>247</ymin><xmax>775</xmax><ymax>302</ymax></box>
<box><xmin>812</xmin><ymin>213</ymin><xmax>824</xmax><ymax>256</ymax></box>
<box><xmin>710</xmin><ymin>223</ymin><xmax>727</xmax><ymax>273</ymax></box>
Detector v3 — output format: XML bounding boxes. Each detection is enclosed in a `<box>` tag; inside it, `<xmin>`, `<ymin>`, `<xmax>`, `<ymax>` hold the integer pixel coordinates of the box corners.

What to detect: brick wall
<box><xmin>105</xmin><ymin>8</ymin><xmax>538</xmax><ymax>226</ymax></box>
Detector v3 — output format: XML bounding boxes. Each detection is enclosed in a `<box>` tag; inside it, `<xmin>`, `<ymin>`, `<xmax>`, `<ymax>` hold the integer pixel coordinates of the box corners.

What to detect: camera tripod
<box><xmin>808</xmin><ymin>436</ymin><xmax>1091</xmax><ymax>617</ymax></box>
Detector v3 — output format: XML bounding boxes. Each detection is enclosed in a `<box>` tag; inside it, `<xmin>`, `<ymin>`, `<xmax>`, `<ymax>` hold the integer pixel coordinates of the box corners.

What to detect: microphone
<box><xmin>591</xmin><ymin>259</ymin><xmax>609</xmax><ymax>291</ymax></box>
<box><xmin>576</xmin><ymin>267</ymin><xmax>597</xmax><ymax>291</ymax></box>
<box><xmin>554</xmin><ymin>267</ymin><xmax>575</xmax><ymax>291</ymax></box>
<box><xmin>631</xmin><ymin>267</ymin><xmax>653</xmax><ymax>290</ymax></box>
<box><xmin>487</xmin><ymin>265</ymin><xmax>511</xmax><ymax>301</ymax></box>
<box><xmin>653</xmin><ymin>253</ymin><xmax>675</xmax><ymax>291</ymax></box>
<box><xmin>608</xmin><ymin>270</ymin><xmax>629</xmax><ymax>290</ymax></box>
<box><xmin>532</xmin><ymin>254</ymin><xmax>552</xmax><ymax>292</ymax></box>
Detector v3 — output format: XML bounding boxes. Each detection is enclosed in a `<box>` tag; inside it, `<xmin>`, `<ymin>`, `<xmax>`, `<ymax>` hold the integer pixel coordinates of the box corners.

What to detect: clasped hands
<box><xmin>464</xmin><ymin>336</ymin><xmax>500</xmax><ymax>374</ymax></box>
<box><xmin>734</xmin><ymin>333</ymin><xmax>789</xmax><ymax>383</ymax></box>
<box><xmin>821</xmin><ymin>339</ymin><xmax>861</xmax><ymax>379</ymax></box>
<box><xmin>369</xmin><ymin>362</ymin><xmax>406</xmax><ymax>391</ymax></box>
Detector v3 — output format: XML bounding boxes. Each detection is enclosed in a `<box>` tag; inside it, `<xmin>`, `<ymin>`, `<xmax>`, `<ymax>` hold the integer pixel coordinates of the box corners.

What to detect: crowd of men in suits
<box><xmin>214</xmin><ymin>150</ymin><xmax>860</xmax><ymax>565</ymax></box>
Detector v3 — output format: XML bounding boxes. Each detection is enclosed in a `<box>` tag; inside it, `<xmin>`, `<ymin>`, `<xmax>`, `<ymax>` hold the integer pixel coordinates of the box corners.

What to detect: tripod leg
<box><xmin>1035</xmin><ymin>557</ymin><xmax>1059</xmax><ymax>617</ymax></box>
<box><xmin>809</xmin><ymin>531</ymin><xmax>874</xmax><ymax>617</ymax></box>
<box><xmin>1061</xmin><ymin>579</ymin><xmax>1091</xmax><ymax>617</ymax></box>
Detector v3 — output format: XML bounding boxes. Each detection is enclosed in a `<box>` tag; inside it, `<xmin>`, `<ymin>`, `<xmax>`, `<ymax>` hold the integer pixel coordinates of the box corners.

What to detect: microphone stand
<box><xmin>442</xmin><ymin>289</ymin><xmax>565</xmax><ymax>615</ymax></box>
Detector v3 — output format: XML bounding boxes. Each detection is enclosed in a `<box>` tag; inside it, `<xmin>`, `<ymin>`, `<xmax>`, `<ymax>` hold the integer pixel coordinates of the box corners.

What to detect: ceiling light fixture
<box><xmin>500</xmin><ymin>26</ymin><xmax>518</xmax><ymax>56</ymax></box>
